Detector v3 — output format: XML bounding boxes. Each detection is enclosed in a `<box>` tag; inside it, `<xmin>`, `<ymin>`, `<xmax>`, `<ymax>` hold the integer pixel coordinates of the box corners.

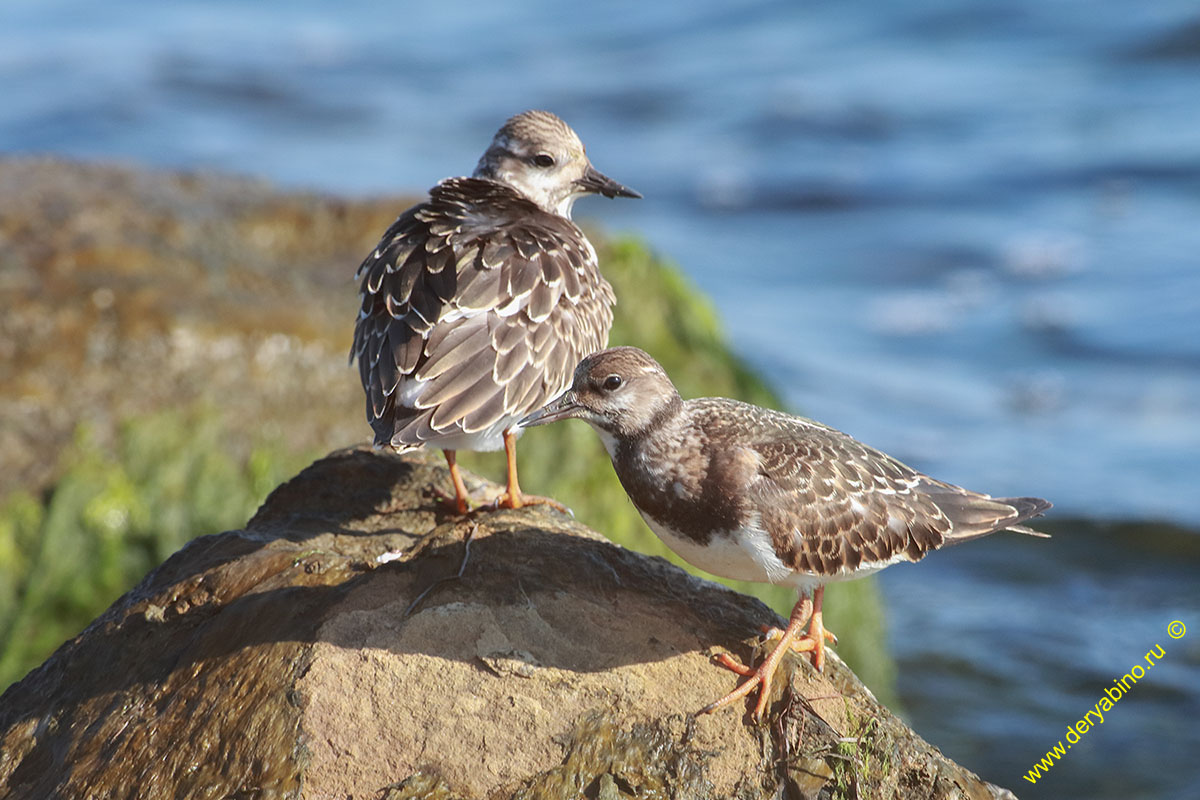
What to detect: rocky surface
<box><xmin>0</xmin><ymin>449</ymin><xmax>1016</xmax><ymax>799</ymax></box>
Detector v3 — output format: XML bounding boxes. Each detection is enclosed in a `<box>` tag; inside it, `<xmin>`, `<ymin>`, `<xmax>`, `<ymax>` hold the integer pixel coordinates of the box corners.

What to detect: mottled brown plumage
<box><xmin>351</xmin><ymin>111</ymin><xmax>638</xmax><ymax>512</ymax></box>
<box><xmin>353</xmin><ymin>178</ymin><xmax>615</xmax><ymax>448</ymax></box>
<box><xmin>521</xmin><ymin>346</ymin><xmax>1050</xmax><ymax>718</ymax></box>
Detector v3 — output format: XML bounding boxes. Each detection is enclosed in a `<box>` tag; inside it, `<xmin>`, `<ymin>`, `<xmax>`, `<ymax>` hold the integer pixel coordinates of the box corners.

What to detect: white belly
<box><xmin>638</xmin><ymin>511</ymin><xmax>901</xmax><ymax>594</ymax></box>
<box><xmin>639</xmin><ymin>511</ymin><xmax>796</xmax><ymax>585</ymax></box>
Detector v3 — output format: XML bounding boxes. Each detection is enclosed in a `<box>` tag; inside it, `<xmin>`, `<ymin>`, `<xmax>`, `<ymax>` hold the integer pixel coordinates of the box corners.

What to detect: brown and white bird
<box><xmin>351</xmin><ymin>111</ymin><xmax>639</xmax><ymax>513</ymax></box>
<box><xmin>521</xmin><ymin>346</ymin><xmax>1050</xmax><ymax>719</ymax></box>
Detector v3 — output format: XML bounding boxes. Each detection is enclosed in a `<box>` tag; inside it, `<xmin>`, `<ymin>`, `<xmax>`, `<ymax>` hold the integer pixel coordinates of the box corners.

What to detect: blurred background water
<box><xmin>2</xmin><ymin>1</ymin><xmax>1198</xmax><ymax>796</ymax></box>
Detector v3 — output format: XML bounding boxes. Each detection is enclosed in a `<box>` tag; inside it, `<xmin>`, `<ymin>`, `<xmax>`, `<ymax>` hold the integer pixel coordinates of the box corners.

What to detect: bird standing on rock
<box><xmin>521</xmin><ymin>346</ymin><xmax>1051</xmax><ymax>719</ymax></box>
<box><xmin>352</xmin><ymin>111</ymin><xmax>640</xmax><ymax>513</ymax></box>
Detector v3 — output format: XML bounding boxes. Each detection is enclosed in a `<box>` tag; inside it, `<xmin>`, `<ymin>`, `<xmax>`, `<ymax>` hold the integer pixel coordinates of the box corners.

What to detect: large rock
<box><xmin>0</xmin><ymin>449</ymin><xmax>1015</xmax><ymax>799</ymax></box>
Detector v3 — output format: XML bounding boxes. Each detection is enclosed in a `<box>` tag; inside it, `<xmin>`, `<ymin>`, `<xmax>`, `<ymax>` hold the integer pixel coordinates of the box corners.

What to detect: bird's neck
<box><xmin>609</xmin><ymin>400</ymin><xmax>743</xmax><ymax>537</ymax></box>
<box><xmin>554</xmin><ymin>194</ymin><xmax>579</xmax><ymax>218</ymax></box>
<box><xmin>609</xmin><ymin>395</ymin><xmax>688</xmax><ymax>480</ymax></box>
<box><xmin>472</xmin><ymin>161</ymin><xmax>569</xmax><ymax>218</ymax></box>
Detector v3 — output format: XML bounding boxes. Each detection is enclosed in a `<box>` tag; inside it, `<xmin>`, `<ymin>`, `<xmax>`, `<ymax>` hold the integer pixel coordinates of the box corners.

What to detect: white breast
<box><xmin>637</xmin><ymin>511</ymin><xmax>798</xmax><ymax>585</ymax></box>
<box><xmin>637</xmin><ymin>511</ymin><xmax>907</xmax><ymax>594</ymax></box>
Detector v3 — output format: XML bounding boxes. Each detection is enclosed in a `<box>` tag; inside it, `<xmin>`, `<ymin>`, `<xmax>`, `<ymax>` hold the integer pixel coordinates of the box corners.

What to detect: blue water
<box><xmin>3</xmin><ymin>2</ymin><xmax>1198</xmax><ymax>796</ymax></box>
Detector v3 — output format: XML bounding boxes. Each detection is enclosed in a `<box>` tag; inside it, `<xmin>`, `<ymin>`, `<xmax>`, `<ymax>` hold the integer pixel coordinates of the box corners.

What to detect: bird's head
<box><xmin>474</xmin><ymin>110</ymin><xmax>640</xmax><ymax>218</ymax></box>
<box><xmin>520</xmin><ymin>346</ymin><xmax>680</xmax><ymax>451</ymax></box>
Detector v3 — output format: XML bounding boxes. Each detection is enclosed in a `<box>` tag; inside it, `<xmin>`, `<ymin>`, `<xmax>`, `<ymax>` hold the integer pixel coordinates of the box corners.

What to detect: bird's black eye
<box><xmin>532</xmin><ymin>153</ymin><xmax>555</xmax><ymax>168</ymax></box>
<box><xmin>602</xmin><ymin>374</ymin><xmax>623</xmax><ymax>392</ymax></box>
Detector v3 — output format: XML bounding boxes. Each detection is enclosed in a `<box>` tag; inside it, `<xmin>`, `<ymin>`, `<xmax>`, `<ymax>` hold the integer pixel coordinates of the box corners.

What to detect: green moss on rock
<box><xmin>0</xmin><ymin>410</ymin><xmax>313</xmax><ymax>689</ymax></box>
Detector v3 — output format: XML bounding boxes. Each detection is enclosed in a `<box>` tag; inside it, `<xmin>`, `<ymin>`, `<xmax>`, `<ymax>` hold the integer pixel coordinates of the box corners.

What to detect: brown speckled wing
<box><xmin>698</xmin><ymin>401</ymin><xmax>1043</xmax><ymax>577</ymax></box>
<box><xmin>351</xmin><ymin>177</ymin><xmax>614</xmax><ymax>448</ymax></box>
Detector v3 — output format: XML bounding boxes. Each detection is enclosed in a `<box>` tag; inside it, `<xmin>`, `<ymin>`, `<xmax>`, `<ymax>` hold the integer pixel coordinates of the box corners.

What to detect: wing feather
<box><xmin>418</xmin><ymin>319</ymin><xmax>490</xmax><ymax>380</ymax></box>
<box><xmin>691</xmin><ymin>401</ymin><xmax>1046</xmax><ymax>577</ymax></box>
<box><xmin>351</xmin><ymin>177</ymin><xmax>614</xmax><ymax>449</ymax></box>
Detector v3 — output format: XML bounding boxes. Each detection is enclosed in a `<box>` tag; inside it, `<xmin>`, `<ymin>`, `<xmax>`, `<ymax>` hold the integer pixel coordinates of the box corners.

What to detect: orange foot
<box><xmin>485</xmin><ymin>491</ymin><xmax>570</xmax><ymax>515</ymax></box>
<box><xmin>762</xmin><ymin>614</ymin><xmax>838</xmax><ymax>672</ymax></box>
<box><xmin>481</xmin><ymin>429</ymin><xmax>570</xmax><ymax>515</ymax></box>
<box><xmin>700</xmin><ymin>587</ymin><xmax>836</xmax><ymax>719</ymax></box>
<box><xmin>432</xmin><ymin>435</ymin><xmax>572</xmax><ymax>516</ymax></box>
<box><xmin>429</xmin><ymin>485</ymin><xmax>569</xmax><ymax>516</ymax></box>
<box><xmin>428</xmin><ymin>449</ymin><xmax>473</xmax><ymax>515</ymax></box>
<box><xmin>428</xmin><ymin>483</ymin><xmax>472</xmax><ymax>515</ymax></box>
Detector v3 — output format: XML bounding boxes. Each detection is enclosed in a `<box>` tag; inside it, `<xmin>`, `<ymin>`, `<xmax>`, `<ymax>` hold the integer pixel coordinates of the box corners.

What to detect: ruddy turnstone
<box><xmin>352</xmin><ymin>110</ymin><xmax>639</xmax><ymax>513</ymax></box>
<box><xmin>521</xmin><ymin>346</ymin><xmax>1050</xmax><ymax>719</ymax></box>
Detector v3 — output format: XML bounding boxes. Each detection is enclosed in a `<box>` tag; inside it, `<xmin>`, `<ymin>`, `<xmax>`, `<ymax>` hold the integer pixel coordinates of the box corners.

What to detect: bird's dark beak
<box><xmin>575</xmin><ymin>165</ymin><xmax>642</xmax><ymax>199</ymax></box>
<box><xmin>519</xmin><ymin>392</ymin><xmax>583</xmax><ymax>427</ymax></box>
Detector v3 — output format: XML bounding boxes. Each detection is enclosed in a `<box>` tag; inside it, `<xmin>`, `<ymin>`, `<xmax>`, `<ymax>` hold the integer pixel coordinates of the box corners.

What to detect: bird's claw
<box><xmin>484</xmin><ymin>492</ymin><xmax>571</xmax><ymax>515</ymax></box>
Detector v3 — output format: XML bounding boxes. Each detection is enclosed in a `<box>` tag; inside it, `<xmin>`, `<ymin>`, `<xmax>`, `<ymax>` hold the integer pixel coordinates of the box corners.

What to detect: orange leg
<box><xmin>502</xmin><ymin>429</ymin><xmax>525</xmax><ymax>508</ymax></box>
<box><xmin>800</xmin><ymin>586</ymin><xmax>835</xmax><ymax>672</ymax></box>
<box><xmin>492</xmin><ymin>430</ymin><xmax>568</xmax><ymax>514</ymax></box>
<box><xmin>702</xmin><ymin>586</ymin><xmax>836</xmax><ymax>719</ymax></box>
<box><xmin>436</xmin><ymin>450</ymin><xmax>471</xmax><ymax>515</ymax></box>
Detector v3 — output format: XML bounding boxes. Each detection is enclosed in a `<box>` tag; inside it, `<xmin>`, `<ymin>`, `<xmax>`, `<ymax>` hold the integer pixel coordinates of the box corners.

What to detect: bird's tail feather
<box><xmin>997</xmin><ymin>496</ymin><xmax>1053</xmax><ymax>537</ymax></box>
<box><xmin>933</xmin><ymin>490</ymin><xmax>1052</xmax><ymax>545</ymax></box>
